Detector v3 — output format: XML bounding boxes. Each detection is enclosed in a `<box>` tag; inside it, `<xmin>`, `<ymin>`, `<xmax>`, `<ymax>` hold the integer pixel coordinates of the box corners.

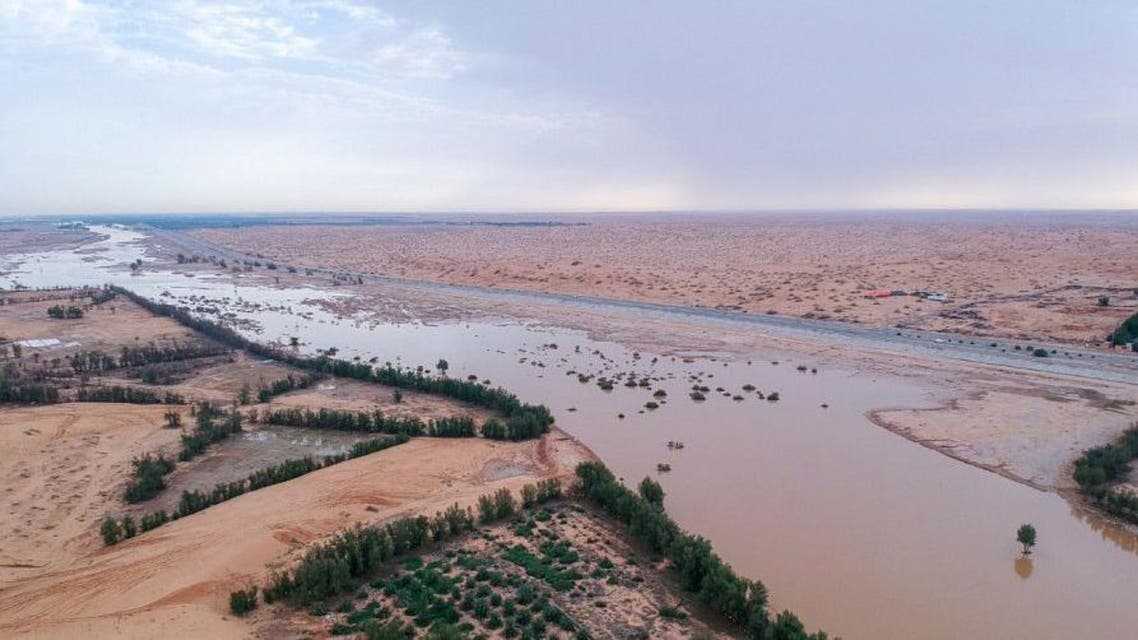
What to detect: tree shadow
<box><xmin>1014</xmin><ymin>555</ymin><xmax>1034</xmax><ymax>580</ymax></box>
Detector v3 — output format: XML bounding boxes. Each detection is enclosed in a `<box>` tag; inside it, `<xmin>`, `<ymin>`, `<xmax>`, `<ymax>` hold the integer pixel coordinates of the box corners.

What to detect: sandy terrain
<box><xmin>0</xmin><ymin>403</ymin><xmax>182</xmax><ymax>573</ymax></box>
<box><xmin>870</xmin><ymin>384</ymin><xmax>1137</xmax><ymax>490</ymax></box>
<box><xmin>0</xmin><ymin>291</ymin><xmax>203</xmax><ymax>364</ymax></box>
<box><xmin>190</xmin><ymin>213</ymin><xmax>1138</xmax><ymax>346</ymax></box>
<box><xmin>0</xmin><ymin>431</ymin><xmax>593</xmax><ymax>639</ymax></box>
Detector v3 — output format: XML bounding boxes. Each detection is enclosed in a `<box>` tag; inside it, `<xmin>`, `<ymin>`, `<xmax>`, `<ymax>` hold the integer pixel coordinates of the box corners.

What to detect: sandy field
<box><xmin>0</xmin><ymin>403</ymin><xmax>182</xmax><ymax>573</ymax></box>
<box><xmin>0</xmin><ymin>290</ymin><xmax>203</xmax><ymax>364</ymax></box>
<box><xmin>0</xmin><ymin>432</ymin><xmax>592</xmax><ymax>639</ymax></box>
<box><xmin>190</xmin><ymin>213</ymin><xmax>1138</xmax><ymax>346</ymax></box>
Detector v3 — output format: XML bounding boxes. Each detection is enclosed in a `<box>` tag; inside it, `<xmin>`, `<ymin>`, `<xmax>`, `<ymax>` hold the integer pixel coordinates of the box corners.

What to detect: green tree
<box><xmin>229</xmin><ymin>587</ymin><xmax>258</xmax><ymax>615</ymax></box>
<box><xmin>100</xmin><ymin>516</ymin><xmax>120</xmax><ymax>545</ymax></box>
<box><xmin>1017</xmin><ymin>523</ymin><xmax>1037</xmax><ymax>554</ymax></box>
<box><xmin>638</xmin><ymin>477</ymin><xmax>665</xmax><ymax>507</ymax></box>
<box><xmin>436</xmin><ymin>359</ymin><xmax>449</xmax><ymax>374</ymax></box>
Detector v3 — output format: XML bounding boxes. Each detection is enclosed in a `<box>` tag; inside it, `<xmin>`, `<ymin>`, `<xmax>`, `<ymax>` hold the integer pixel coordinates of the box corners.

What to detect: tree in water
<box><xmin>1017</xmin><ymin>523</ymin><xmax>1037</xmax><ymax>555</ymax></box>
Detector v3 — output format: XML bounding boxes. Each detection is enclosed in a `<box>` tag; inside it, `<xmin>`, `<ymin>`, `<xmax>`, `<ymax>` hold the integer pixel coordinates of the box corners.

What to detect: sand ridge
<box><xmin>0</xmin><ymin>432</ymin><xmax>593</xmax><ymax>638</ymax></box>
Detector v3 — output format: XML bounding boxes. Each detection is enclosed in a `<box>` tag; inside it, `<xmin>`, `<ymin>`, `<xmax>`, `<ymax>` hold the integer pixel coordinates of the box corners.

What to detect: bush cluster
<box><xmin>178</xmin><ymin>402</ymin><xmax>242</xmax><ymax>461</ymax></box>
<box><xmin>1074</xmin><ymin>424</ymin><xmax>1138</xmax><ymax>524</ymax></box>
<box><xmin>47</xmin><ymin>304</ymin><xmax>83</xmax><ymax>319</ymax></box>
<box><xmin>123</xmin><ymin>453</ymin><xmax>175</xmax><ymax>503</ymax></box>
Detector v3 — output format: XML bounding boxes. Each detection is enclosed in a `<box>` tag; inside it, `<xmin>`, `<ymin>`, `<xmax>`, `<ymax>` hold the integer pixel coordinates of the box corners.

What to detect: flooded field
<box><xmin>138</xmin><ymin>425</ymin><xmax>386</xmax><ymax>516</ymax></box>
<box><xmin>4</xmin><ymin>227</ymin><xmax>1138</xmax><ymax>638</ymax></box>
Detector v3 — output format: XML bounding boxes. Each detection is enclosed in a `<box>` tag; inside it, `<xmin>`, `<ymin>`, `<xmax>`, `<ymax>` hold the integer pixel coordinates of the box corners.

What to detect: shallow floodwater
<box><xmin>6</xmin><ymin>227</ymin><xmax>1138</xmax><ymax>639</ymax></box>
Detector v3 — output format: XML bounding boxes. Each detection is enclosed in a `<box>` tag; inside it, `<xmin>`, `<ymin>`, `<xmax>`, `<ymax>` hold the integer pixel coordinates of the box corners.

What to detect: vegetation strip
<box><xmin>101</xmin><ymin>434</ymin><xmax>410</xmax><ymax>545</ymax></box>
<box><xmin>576</xmin><ymin>461</ymin><xmax>828</xmax><ymax>639</ymax></box>
<box><xmin>76</xmin><ymin>385</ymin><xmax>186</xmax><ymax>404</ymax></box>
<box><xmin>257</xmin><ymin>406</ymin><xmax>477</xmax><ymax>438</ymax></box>
<box><xmin>109</xmin><ymin>285</ymin><xmax>554</xmax><ymax>441</ymax></box>
<box><xmin>1073</xmin><ymin>423</ymin><xmax>1138</xmax><ymax>523</ymax></box>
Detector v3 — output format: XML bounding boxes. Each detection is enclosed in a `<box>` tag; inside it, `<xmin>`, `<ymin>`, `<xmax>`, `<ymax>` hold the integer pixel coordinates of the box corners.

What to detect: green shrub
<box><xmin>229</xmin><ymin>587</ymin><xmax>258</xmax><ymax>615</ymax></box>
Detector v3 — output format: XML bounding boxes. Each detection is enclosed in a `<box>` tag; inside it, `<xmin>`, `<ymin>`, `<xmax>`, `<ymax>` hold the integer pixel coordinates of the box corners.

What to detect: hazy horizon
<box><xmin>2</xmin><ymin>1</ymin><xmax>1136</xmax><ymax>215</ymax></box>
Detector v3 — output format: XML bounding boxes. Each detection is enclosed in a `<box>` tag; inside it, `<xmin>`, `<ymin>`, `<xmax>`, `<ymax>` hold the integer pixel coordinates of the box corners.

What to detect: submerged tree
<box><xmin>1017</xmin><ymin>523</ymin><xmax>1037</xmax><ymax>555</ymax></box>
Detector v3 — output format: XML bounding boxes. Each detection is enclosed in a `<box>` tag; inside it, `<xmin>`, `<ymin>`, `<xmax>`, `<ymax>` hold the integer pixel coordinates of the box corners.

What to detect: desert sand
<box><xmin>0</xmin><ymin>433</ymin><xmax>591</xmax><ymax>639</ymax></box>
<box><xmin>190</xmin><ymin>213</ymin><xmax>1138</xmax><ymax>345</ymax></box>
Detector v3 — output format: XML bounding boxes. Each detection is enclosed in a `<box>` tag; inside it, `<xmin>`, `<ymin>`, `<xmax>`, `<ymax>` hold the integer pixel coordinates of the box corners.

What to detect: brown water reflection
<box><xmin>1014</xmin><ymin>556</ymin><xmax>1034</xmax><ymax>580</ymax></box>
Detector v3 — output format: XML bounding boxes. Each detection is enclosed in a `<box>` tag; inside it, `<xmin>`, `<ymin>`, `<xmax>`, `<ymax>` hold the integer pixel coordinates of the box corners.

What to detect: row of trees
<box><xmin>46</xmin><ymin>304</ymin><xmax>83</xmax><ymax>319</ymax></box>
<box><xmin>257</xmin><ymin>481</ymin><xmax>562</xmax><ymax>607</ymax></box>
<box><xmin>67</xmin><ymin>342</ymin><xmax>230</xmax><ymax>374</ymax></box>
<box><xmin>108</xmin><ymin>286</ymin><xmax>554</xmax><ymax>440</ymax></box>
<box><xmin>76</xmin><ymin>385</ymin><xmax>185</xmax><ymax>405</ymax></box>
<box><xmin>575</xmin><ymin>462</ymin><xmax>827</xmax><ymax>640</ymax></box>
<box><xmin>103</xmin><ymin>434</ymin><xmax>413</xmax><ymax>545</ymax></box>
<box><xmin>256</xmin><ymin>406</ymin><xmax>480</xmax><ymax>439</ymax></box>
<box><xmin>478</xmin><ymin>413</ymin><xmax>552</xmax><ymax>441</ymax></box>
<box><xmin>0</xmin><ymin>375</ymin><xmax>59</xmax><ymax>404</ymax></box>
<box><xmin>1073</xmin><ymin>424</ymin><xmax>1138</xmax><ymax>524</ymax></box>
<box><xmin>259</xmin><ymin>407</ymin><xmax>426</xmax><ymax>436</ymax></box>
<box><xmin>257</xmin><ymin>372</ymin><xmax>323</xmax><ymax>402</ymax></box>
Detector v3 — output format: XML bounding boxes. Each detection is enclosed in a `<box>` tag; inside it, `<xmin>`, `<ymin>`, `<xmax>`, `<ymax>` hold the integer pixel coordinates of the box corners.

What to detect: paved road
<box><xmin>154</xmin><ymin>228</ymin><xmax>1138</xmax><ymax>385</ymax></box>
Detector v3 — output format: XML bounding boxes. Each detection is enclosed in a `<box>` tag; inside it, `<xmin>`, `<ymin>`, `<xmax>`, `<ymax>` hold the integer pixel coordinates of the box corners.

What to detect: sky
<box><xmin>0</xmin><ymin>1</ymin><xmax>1136</xmax><ymax>215</ymax></box>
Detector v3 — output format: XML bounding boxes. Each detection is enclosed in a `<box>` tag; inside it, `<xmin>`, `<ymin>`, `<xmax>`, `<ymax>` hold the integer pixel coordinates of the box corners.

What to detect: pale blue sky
<box><xmin>1</xmin><ymin>1</ymin><xmax>1135</xmax><ymax>214</ymax></box>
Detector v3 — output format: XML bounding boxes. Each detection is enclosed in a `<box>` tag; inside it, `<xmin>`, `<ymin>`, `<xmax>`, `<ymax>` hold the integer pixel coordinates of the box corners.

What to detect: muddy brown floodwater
<box><xmin>5</xmin><ymin>227</ymin><xmax>1138</xmax><ymax>639</ymax></box>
